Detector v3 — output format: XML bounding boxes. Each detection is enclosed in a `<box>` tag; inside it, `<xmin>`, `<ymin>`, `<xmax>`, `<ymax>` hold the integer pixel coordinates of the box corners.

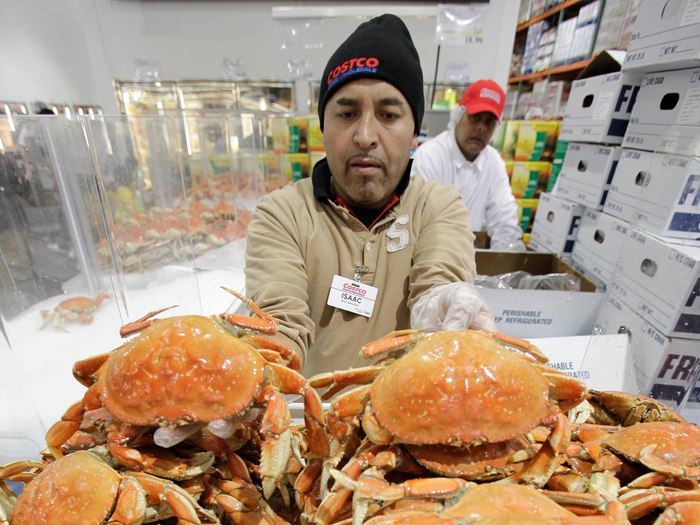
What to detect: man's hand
<box><xmin>411</xmin><ymin>282</ymin><xmax>498</xmax><ymax>332</ymax></box>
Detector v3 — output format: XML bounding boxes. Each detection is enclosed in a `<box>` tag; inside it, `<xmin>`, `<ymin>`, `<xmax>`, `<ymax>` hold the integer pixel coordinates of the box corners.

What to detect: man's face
<box><xmin>322</xmin><ymin>79</ymin><xmax>418</xmax><ymax>210</ymax></box>
<box><xmin>455</xmin><ymin>110</ymin><xmax>498</xmax><ymax>162</ymax></box>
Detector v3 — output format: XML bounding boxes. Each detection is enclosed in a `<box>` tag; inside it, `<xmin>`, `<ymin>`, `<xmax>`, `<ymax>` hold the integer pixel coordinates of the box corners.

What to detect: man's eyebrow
<box><xmin>379</xmin><ymin>97</ymin><xmax>404</xmax><ymax>106</ymax></box>
<box><xmin>334</xmin><ymin>97</ymin><xmax>358</xmax><ymax>106</ymax></box>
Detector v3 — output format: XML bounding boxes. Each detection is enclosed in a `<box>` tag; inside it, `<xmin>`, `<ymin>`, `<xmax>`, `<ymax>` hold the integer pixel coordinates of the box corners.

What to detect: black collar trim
<box><xmin>312</xmin><ymin>157</ymin><xmax>412</xmax><ymax>203</ymax></box>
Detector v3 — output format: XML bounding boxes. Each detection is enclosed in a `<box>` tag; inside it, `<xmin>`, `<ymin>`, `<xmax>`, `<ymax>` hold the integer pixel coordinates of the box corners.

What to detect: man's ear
<box><xmin>411</xmin><ymin>134</ymin><xmax>418</xmax><ymax>151</ymax></box>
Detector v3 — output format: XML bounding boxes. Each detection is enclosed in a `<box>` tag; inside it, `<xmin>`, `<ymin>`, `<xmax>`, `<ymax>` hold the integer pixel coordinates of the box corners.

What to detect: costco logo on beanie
<box><xmin>327</xmin><ymin>57</ymin><xmax>380</xmax><ymax>87</ymax></box>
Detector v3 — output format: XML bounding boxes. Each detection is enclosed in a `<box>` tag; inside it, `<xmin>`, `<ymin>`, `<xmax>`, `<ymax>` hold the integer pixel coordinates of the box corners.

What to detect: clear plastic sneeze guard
<box><xmin>578</xmin><ymin>146</ymin><xmax>700</xmax><ymax>422</ymax></box>
<box><xmin>0</xmin><ymin>114</ymin><xmax>266</xmax><ymax>457</ymax></box>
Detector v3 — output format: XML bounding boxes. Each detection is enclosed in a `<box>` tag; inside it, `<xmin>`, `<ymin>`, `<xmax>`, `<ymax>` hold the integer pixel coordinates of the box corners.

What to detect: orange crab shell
<box><xmin>12</xmin><ymin>451</ymin><xmax>120</xmax><ymax>525</ymax></box>
<box><xmin>370</xmin><ymin>331</ymin><xmax>551</xmax><ymax>445</ymax></box>
<box><xmin>441</xmin><ymin>484</ymin><xmax>576</xmax><ymax>521</ymax></box>
<box><xmin>604</xmin><ymin>421</ymin><xmax>700</xmax><ymax>465</ymax></box>
<box><xmin>55</xmin><ymin>297</ymin><xmax>96</xmax><ymax>312</ymax></box>
<box><xmin>101</xmin><ymin>315</ymin><xmax>267</xmax><ymax>426</ymax></box>
<box><xmin>405</xmin><ymin>438</ymin><xmax>531</xmax><ymax>479</ymax></box>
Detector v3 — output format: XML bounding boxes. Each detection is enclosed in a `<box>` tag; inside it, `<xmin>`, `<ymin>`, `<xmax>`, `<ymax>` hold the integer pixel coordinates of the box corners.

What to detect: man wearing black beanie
<box><xmin>245</xmin><ymin>14</ymin><xmax>493</xmax><ymax>377</ymax></box>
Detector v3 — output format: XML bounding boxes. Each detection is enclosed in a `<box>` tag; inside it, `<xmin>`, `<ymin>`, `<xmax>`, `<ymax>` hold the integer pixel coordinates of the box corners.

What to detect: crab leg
<box><xmin>310</xmin><ymin>366</ymin><xmax>387</xmax><ymax>401</ymax></box>
<box><xmin>109</xmin><ymin>475</ymin><xmax>148</xmax><ymax>525</ymax></box>
<box><xmin>264</xmin><ymin>362</ymin><xmax>330</xmax><ymax>457</ymax></box>
<box><xmin>501</xmin><ymin>412</ymin><xmax>570</xmax><ymax>488</ymax></box>
<box><xmin>45</xmin><ymin>400</ymin><xmax>86</xmax><ymax>458</ymax></box>
<box><xmin>220</xmin><ymin>287</ymin><xmax>278</xmax><ymax>333</ymax></box>
<box><xmin>639</xmin><ymin>445</ymin><xmax>700</xmax><ymax>479</ymax></box>
<box><xmin>315</xmin><ymin>442</ymin><xmax>391</xmax><ymax>525</ymax></box>
<box><xmin>130</xmin><ymin>471</ymin><xmax>219</xmax><ymax>524</ymax></box>
<box><xmin>621</xmin><ymin>487</ymin><xmax>700</xmax><ymax>519</ymax></box>
<box><xmin>73</xmin><ymin>351</ymin><xmax>113</xmax><ymax>387</ymax></box>
<box><xmin>119</xmin><ymin>306</ymin><xmax>177</xmax><ymax>337</ymax></box>
<box><xmin>655</xmin><ymin>502</ymin><xmax>700</xmax><ymax>525</ymax></box>
<box><xmin>362</xmin><ymin>330</ymin><xmax>423</xmax><ymax>358</ymax></box>
<box><xmin>484</xmin><ymin>331</ymin><xmax>549</xmax><ymax>363</ymax></box>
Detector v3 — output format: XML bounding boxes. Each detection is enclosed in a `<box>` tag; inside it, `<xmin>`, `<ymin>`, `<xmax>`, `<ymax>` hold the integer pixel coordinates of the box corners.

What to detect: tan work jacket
<box><xmin>245</xmin><ymin>159</ymin><xmax>476</xmax><ymax>377</ymax></box>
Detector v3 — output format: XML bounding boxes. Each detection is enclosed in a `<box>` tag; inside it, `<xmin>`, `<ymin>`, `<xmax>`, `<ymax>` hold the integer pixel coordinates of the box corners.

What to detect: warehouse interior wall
<box><xmin>1</xmin><ymin>0</ymin><xmax>519</xmax><ymax>114</ymax></box>
<box><xmin>0</xmin><ymin>0</ymin><xmax>98</xmax><ymax>108</ymax></box>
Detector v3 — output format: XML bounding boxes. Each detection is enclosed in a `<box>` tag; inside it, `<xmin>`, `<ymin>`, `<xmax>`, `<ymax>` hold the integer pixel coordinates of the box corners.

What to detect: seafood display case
<box><xmin>0</xmin><ymin>113</ymin><xmax>269</xmax><ymax>460</ymax></box>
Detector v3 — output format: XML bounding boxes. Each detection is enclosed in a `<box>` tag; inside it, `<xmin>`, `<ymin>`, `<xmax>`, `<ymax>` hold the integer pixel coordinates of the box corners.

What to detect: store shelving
<box><xmin>508</xmin><ymin>58</ymin><xmax>593</xmax><ymax>84</ymax></box>
<box><xmin>516</xmin><ymin>0</ymin><xmax>590</xmax><ymax>32</ymax></box>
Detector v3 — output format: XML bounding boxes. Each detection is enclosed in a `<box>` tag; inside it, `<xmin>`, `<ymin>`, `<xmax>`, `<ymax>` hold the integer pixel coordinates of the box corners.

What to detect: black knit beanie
<box><xmin>318</xmin><ymin>14</ymin><xmax>424</xmax><ymax>135</ymax></box>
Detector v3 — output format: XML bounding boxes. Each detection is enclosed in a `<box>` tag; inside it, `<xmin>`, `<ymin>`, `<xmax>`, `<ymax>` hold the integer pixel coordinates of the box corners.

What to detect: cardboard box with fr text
<box><xmin>624</xmin><ymin>68</ymin><xmax>700</xmax><ymax>157</ymax></box>
<box><xmin>529</xmin><ymin>192</ymin><xmax>585</xmax><ymax>256</ymax></box>
<box><xmin>594</xmin><ymin>293</ymin><xmax>700</xmax><ymax>411</ymax></box>
<box><xmin>555</xmin><ymin>143</ymin><xmax>621</xmax><ymax>209</ymax></box>
<box><xmin>560</xmin><ymin>50</ymin><xmax>643</xmax><ymax>144</ymax></box>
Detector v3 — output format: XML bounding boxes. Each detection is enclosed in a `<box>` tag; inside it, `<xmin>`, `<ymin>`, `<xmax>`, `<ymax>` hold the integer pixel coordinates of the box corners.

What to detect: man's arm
<box><xmin>408</xmin><ymin>181</ymin><xmax>477</xmax><ymax>309</ymax></box>
<box><xmin>244</xmin><ymin>196</ymin><xmax>312</xmax><ymax>369</ymax></box>
<box><xmin>484</xmin><ymin>157</ymin><xmax>524</xmax><ymax>250</ymax></box>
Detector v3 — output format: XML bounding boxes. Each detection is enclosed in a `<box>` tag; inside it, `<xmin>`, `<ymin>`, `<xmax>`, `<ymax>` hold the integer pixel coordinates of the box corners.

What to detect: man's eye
<box><xmin>338</xmin><ymin>112</ymin><xmax>355</xmax><ymax>119</ymax></box>
<box><xmin>382</xmin><ymin>112</ymin><xmax>399</xmax><ymax>120</ymax></box>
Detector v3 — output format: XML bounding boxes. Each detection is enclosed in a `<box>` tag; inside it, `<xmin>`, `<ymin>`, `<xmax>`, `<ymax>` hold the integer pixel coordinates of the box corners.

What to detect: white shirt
<box><xmin>411</xmin><ymin>130</ymin><xmax>523</xmax><ymax>250</ymax></box>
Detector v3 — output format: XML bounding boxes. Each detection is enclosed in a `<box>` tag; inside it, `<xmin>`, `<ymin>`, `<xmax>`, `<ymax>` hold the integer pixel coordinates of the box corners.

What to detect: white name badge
<box><xmin>327</xmin><ymin>275</ymin><xmax>378</xmax><ymax>318</ymax></box>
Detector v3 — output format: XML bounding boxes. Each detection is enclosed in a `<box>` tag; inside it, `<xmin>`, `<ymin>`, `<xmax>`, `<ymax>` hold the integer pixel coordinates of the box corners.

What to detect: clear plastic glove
<box><xmin>411</xmin><ymin>282</ymin><xmax>498</xmax><ymax>333</ymax></box>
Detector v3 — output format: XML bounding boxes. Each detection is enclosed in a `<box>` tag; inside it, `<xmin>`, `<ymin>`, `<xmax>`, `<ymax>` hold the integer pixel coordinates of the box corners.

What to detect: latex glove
<box><xmin>490</xmin><ymin>239</ymin><xmax>528</xmax><ymax>252</ymax></box>
<box><xmin>411</xmin><ymin>282</ymin><xmax>498</xmax><ymax>333</ymax></box>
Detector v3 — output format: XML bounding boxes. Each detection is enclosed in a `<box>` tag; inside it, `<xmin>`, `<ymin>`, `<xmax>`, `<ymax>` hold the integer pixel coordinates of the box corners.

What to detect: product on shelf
<box><xmin>547</xmin><ymin>139</ymin><xmax>569</xmax><ymax>192</ymax></box>
<box><xmin>529</xmin><ymin>80</ymin><xmax>549</xmax><ymax>109</ymax></box>
<box><xmin>514</xmin><ymin>121</ymin><xmax>561</xmax><ymax>162</ymax></box>
<box><xmin>503</xmin><ymin>88</ymin><xmax>520</xmax><ymax>120</ymax></box>
<box><xmin>568</xmin><ymin>23</ymin><xmax>596</xmax><ymax>63</ymax></box>
<box><xmin>593</xmin><ymin>0</ymin><xmax>634</xmax><ymax>53</ymax></box>
<box><xmin>501</xmin><ymin>120</ymin><xmax>522</xmax><ymax>161</ymax></box>
<box><xmin>522</xmin><ymin>21</ymin><xmax>548</xmax><ymax>75</ymax></box>
<box><xmin>542</xmin><ymin>81</ymin><xmax>571</xmax><ymax>119</ymax></box>
<box><xmin>509</xmin><ymin>161</ymin><xmax>552</xmax><ymax>198</ymax></box>
<box><xmin>514</xmin><ymin>92</ymin><xmax>534</xmax><ymax>120</ymax></box>
<box><xmin>530</xmin><ymin>0</ymin><xmax>547</xmax><ymax>18</ymax></box>
<box><xmin>517</xmin><ymin>197</ymin><xmax>540</xmax><ymax>232</ymax></box>
<box><xmin>518</xmin><ymin>0</ymin><xmax>532</xmax><ymax>24</ymax></box>
<box><xmin>616</xmin><ymin>0</ymin><xmax>642</xmax><ymax>49</ymax></box>
<box><xmin>551</xmin><ymin>17</ymin><xmax>578</xmax><ymax>67</ymax></box>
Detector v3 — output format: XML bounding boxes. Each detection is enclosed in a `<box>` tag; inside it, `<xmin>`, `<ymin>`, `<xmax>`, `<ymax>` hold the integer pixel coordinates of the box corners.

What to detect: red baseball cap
<box><xmin>459</xmin><ymin>80</ymin><xmax>506</xmax><ymax>121</ymax></box>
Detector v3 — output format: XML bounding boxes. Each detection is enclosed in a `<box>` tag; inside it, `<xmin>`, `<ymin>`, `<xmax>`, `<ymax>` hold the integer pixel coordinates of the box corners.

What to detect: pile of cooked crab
<box><xmin>2</xmin><ymin>291</ymin><xmax>699</xmax><ymax>525</ymax></box>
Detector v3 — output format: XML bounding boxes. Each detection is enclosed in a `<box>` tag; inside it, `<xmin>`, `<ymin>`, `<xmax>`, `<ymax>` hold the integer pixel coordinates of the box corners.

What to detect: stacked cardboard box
<box><xmin>584</xmin><ymin>0</ymin><xmax>700</xmax><ymax>415</ymax></box>
<box><xmin>530</xmin><ymin>50</ymin><xmax>641</xmax><ymax>260</ymax></box>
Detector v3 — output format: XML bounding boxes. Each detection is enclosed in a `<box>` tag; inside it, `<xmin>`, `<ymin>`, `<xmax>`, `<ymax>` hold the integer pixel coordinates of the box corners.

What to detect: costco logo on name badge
<box><xmin>327</xmin><ymin>275</ymin><xmax>378</xmax><ymax>318</ymax></box>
